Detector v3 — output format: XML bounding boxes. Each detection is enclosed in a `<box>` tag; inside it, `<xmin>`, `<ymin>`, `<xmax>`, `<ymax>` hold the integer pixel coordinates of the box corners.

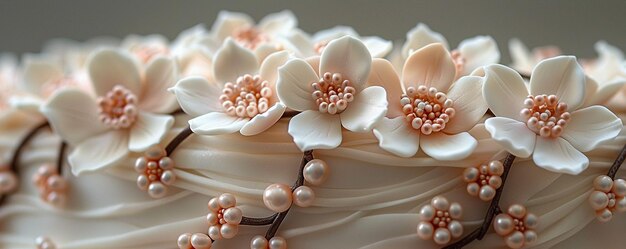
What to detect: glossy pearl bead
<box><xmin>145</xmin><ymin>146</ymin><xmax>165</xmax><ymax>160</ymax></box>
<box><xmin>524</xmin><ymin>230</ymin><xmax>538</xmax><ymax>245</ymax></box>
<box><xmin>588</xmin><ymin>191</ymin><xmax>609</xmax><ymax>210</ymax></box>
<box><xmin>134</xmin><ymin>157</ymin><xmax>147</xmax><ymax>173</ymax></box>
<box><xmin>46</xmin><ymin>175</ymin><xmax>66</xmax><ymax>191</ymax></box>
<box><xmin>219</xmin><ymin>193</ymin><xmax>237</xmax><ymax>208</ymax></box>
<box><xmin>488</xmin><ymin>160</ymin><xmax>504</xmax><ymax>175</ymax></box>
<box><xmin>269</xmin><ymin>236</ymin><xmax>287</xmax><ymax>249</ymax></box>
<box><xmin>136</xmin><ymin>175</ymin><xmax>149</xmax><ymax>190</ymax></box>
<box><xmin>494</xmin><ymin>214</ymin><xmax>514</xmax><ymax>235</ymax></box>
<box><xmin>190</xmin><ymin>233</ymin><xmax>212</xmax><ymax>249</ymax></box>
<box><xmin>431</xmin><ymin>196</ymin><xmax>449</xmax><ymax>210</ymax></box>
<box><xmin>208</xmin><ymin>197</ymin><xmax>221</xmax><ymax>211</ymax></box>
<box><xmin>223</xmin><ymin>207</ymin><xmax>243</xmax><ymax>224</ymax></box>
<box><xmin>148</xmin><ymin>182</ymin><xmax>167</xmax><ymax>198</ymax></box>
<box><xmin>466</xmin><ymin>182</ymin><xmax>480</xmax><ymax>196</ymax></box>
<box><xmin>463</xmin><ymin>167</ymin><xmax>479</xmax><ymax>182</ymax></box>
<box><xmin>449</xmin><ymin>202</ymin><xmax>463</xmax><ymax>219</ymax></box>
<box><xmin>160</xmin><ymin>170</ymin><xmax>176</xmax><ymax>185</ymax></box>
<box><xmin>597</xmin><ymin>208</ymin><xmax>613</xmax><ymax>222</ymax></box>
<box><xmin>417</xmin><ymin>222</ymin><xmax>434</xmax><ymax>239</ymax></box>
<box><xmin>419</xmin><ymin>205</ymin><xmax>436</xmax><ymax>221</ymax></box>
<box><xmin>0</xmin><ymin>172</ymin><xmax>17</xmax><ymax>193</ymax></box>
<box><xmin>303</xmin><ymin>159</ymin><xmax>329</xmax><ymax>186</ymax></box>
<box><xmin>263</xmin><ymin>183</ymin><xmax>293</xmax><ymax>212</ymax></box>
<box><xmin>433</xmin><ymin>227</ymin><xmax>451</xmax><ymax>245</ymax></box>
<box><xmin>448</xmin><ymin>220</ymin><xmax>463</xmax><ymax>238</ymax></box>
<box><xmin>208</xmin><ymin>225</ymin><xmax>222</xmax><ymax>240</ymax></box>
<box><xmin>613</xmin><ymin>179</ymin><xmax>626</xmax><ymax>196</ymax></box>
<box><xmin>250</xmin><ymin>235</ymin><xmax>269</xmax><ymax>249</ymax></box>
<box><xmin>292</xmin><ymin>186</ymin><xmax>315</xmax><ymax>207</ymax></box>
<box><xmin>46</xmin><ymin>192</ymin><xmax>66</xmax><ymax>207</ymax></box>
<box><xmin>220</xmin><ymin>223</ymin><xmax>238</xmax><ymax>239</ymax></box>
<box><xmin>159</xmin><ymin>157</ymin><xmax>174</xmax><ymax>170</ymax></box>
<box><xmin>593</xmin><ymin>175</ymin><xmax>613</xmax><ymax>192</ymax></box>
<box><xmin>508</xmin><ymin>204</ymin><xmax>526</xmax><ymax>219</ymax></box>
<box><xmin>505</xmin><ymin>231</ymin><xmax>525</xmax><ymax>249</ymax></box>
<box><xmin>479</xmin><ymin>185</ymin><xmax>496</xmax><ymax>201</ymax></box>
<box><xmin>616</xmin><ymin>197</ymin><xmax>626</xmax><ymax>212</ymax></box>
<box><xmin>207</xmin><ymin>212</ymin><xmax>219</xmax><ymax>225</ymax></box>
<box><xmin>177</xmin><ymin>233</ymin><xmax>192</xmax><ymax>249</ymax></box>
<box><xmin>524</xmin><ymin>213</ymin><xmax>538</xmax><ymax>229</ymax></box>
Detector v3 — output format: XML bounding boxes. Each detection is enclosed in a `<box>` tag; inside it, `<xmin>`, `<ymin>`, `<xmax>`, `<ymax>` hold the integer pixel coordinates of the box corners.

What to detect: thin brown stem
<box><xmin>443</xmin><ymin>153</ymin><xmax>516</xmax><ymax>249</ymax></box>
<box><xmin>56</xmin><ymin>141</ymin><xmax>67</xmax><ymax>176</ymax></box>
<box><xmin>607</xmin><ymin>143</ymin><xmax>626</xmax><ymax>179</ymax></box>
<box><xmin>165</xmin><ymin>126</ymin><xmax>193</xmax><ymax>156</ymax></box>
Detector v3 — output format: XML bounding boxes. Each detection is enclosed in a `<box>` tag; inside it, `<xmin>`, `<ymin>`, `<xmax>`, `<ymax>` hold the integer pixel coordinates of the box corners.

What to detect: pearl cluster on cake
<box><xmin>401</xmin><ymin>86</ymin><xmax>455</xmax><ymax>135</ymax></box>
<box><xmin>463</xmin><ymin>160</ymin><xmax>504</xmax><ymax>201</ymax></box>
<box><xmin>207</xmin><ymin>193</ymin><xmax>242</xmax><ymax>240</ymax></box>
<box><xmin>35</xmin><ymin>236</ymin><xmax>56</xmax><ymax>249</ymax></box>
<box><xmin>134</xmin><ymin>145</ymin><xmax>176</xmax><ymax>198</ymax></box>
<box><xmin>0</xmin><ymin>164</ymin><xmax>17</xmax><ymax>194</ymax></box>
<box><xmin>220</xmin><ymin>74</ymin><xmax>273</xmax><ymax>118</ymax></box>
<box><xmin>417</xmin><ymin>196</ymin><xmax>463</xmax><ymax>245</ymax></box>
<box><xmin>250</xmin><ymin>235</ymin><xmax>287</xmax><ymax>249</ymax></box>
<box><xmin>177</xmin><ymin>233</ymin><xmax>212</xmax><ymax>249</ymax></box>
<box><xmin>588</xmin><ymin>175</ymin><xmax>626</xmax><ymax>222</ymax></box>
<box><xmin>493</xmin><ymin>204</ymin><xmax>538</xmax><ymax>249</ymax></box>
<box><xmin>32</xmin><ymin>164</ymin><xmax>67</xmax><ymax>207</ymax></box>
<box><xmin>311</xmin><ymin>72</ymin><xmax>355</xmax><ymax>114</ymax></box>
<box><xmin>520</xmin><ymin>94</ymin><xmax>570</xmax><ymax>138</ymax></box>
<box><xmin>97</xmin><ymin>85</ymin><xmax>138</xmax><ymax>129</ymax></box>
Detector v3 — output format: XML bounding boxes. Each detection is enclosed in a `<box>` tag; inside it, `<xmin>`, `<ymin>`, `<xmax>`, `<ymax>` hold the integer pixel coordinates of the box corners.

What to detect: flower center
<box><xmin>401</xmin><ymin>85</ymin><xmax>455</xmax><ymax>135</ymax></box>
<box><xmin>97</xmin><ymin>85</ymin><xmax>138</xmax><ymax>129</ymax></box>
<box><xmin>233</xmin><ymin>27</ymin><xmax>269</xmax><ymax>50</ymax></box>
<box><xmin>450</xmin><ymin>49</ymin><xmax>466</xmax><ymax>76</ymax></box>
<box><xmin>520</xmin><ymin>94</ymin><xmax>570</xmax><ymax>138</ymax></box>
<box><xmin>220</xmin><ymin>74</ymin><xmax>272</xmax><ymax>118</ymax></box>
<box><xmin>432</xmin><ymin>210</ymin><xmax>451</xmax><ymax>228</ymax></box>
<box><xmin>311</xmin><ymin>72</ymin><xmax>355</xmax><ymax>115</ymax></box>
<box><xmin>314</xmin><ymin>40</ymin><xmax>329</xmax><ymax>54</ymax></box>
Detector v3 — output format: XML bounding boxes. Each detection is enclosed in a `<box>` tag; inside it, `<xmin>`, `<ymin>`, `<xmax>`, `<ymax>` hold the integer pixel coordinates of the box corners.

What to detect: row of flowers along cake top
<box><xmin>0</xmin><ymin>10</ymin><xmax>624</xmax><ymax>249</ymax></box>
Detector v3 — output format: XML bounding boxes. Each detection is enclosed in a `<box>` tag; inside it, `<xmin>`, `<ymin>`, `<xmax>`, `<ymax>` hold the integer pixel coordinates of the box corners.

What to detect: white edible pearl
<box><xmin>148</xmin><ymin>182</ymin><xmax>167</xmax><ymax>198</ymax></box>
<box><xmin>524</xmin><ymin>213</ymin><xmax>538</xmax><ymax>229</ymax></box>
<box><xmin>224</xmin><ymin>207</ymin><xmax>243</xmax><ymax>225</ymax></box>
<box><xmin>588</xmin><ymin>191</ymin><xmax>609</xmax><ymax>210</ymax></box>
<box><xmin>597</xmin><ymin>208</ymin><xmax>613</xmax><ymax>222</ymax></box>
<box><xmin>593</xmin><ymin>175</ymin><xmax>613</xmax><ymax>192</ymax></box>
<box><xmin>613</xmin><ymin>179</ymin><xmax>626</xmax><ymax>197</ymax></box>
<box><xmin>220</xmin><ymin>223</ymin><xmax>238</xmax><ymax>239</ymax></box>
<box><xmin>46</xmin><ymin>191</ymin><xmax>66</xmax><ymax>207</ymax></box>
<box><xmin>616</xmin><ymin>197</ymin><xmax>626</xmax><ymax>212</ymax></box>
<box><xmin>433</xmin><ymin>227</ymin><xmax>451</xmax><ymax>245</ymax></box>
<box><xmin>0</xmin><ymin>172</ymin><xmax>17</xmax><ymax>193</ymax></box>
<box><xmin>449</xmin><ymin>203</ymin><xmax>462</xmax><ymax>219</ymax></box>
<box><xmin>448</xmin><ymin>220</ymin><xmax>463</xmax><ymax>238</ymax></box>
<box><xmin>250</xmin><ymin>235</ymin><xmax>268</xmax><ymax>249</ymax></box>
<box><xmin>134</xmin><ymin>157</ymin><xmax>147</xmax><ymax>173</ymax></box>
<box><xmin>207</xmin><ymin>212</ymin><xmax>218</xmax><ymax>225</ymax></box>
<box><xmin>46</xmin><ymin>175</ymin><xmax>66</xmax><ymax>191</ymax></box>
<box><xmin>466</xmin><ymin>182</ymin><xmax>479</xmax><ymax>196</ymax></box>
<box><xmin>208</xmin><ymin>197</ymin><xmax>220</xmax><ymax>211</ymax></box>
<box><xmin>263</xmin><ymin>183</ymin><xmax>293</xmax><ymax>213</ymax></box>
<box><xmin>145</xmin><ymin>146</ymin><xmax>165</xmax><ymax>160</ymax></box>
<box><xmin>419</xmin><ymin>205</ymin><xmax>436</xmax><ymax>221</ymax></box>
<box><xmin>160</xmin><ymin>170</ymin><xmax>176</xmax><ymax>185</ymax></box>
<box><xmin>159</xmin><ymin>157</ymin><xmax>174</xmax><ymax>170</ymax></box>
<box><xmin>417</xmin><ymin>221</ymin><xmax>434</xmax><ymax>239</ymax></box>
<box><xmin>479</xmin><ymin>185</ymin><xmax>496</xmax><ymax>201</ymax></box>
<box><xmin>524</xmin><ymin>230</ymin><xmax>537</xmax><ymax>245</ymax></box>
<box><xmin>190</xmin><ymin>233</ymin><xmax>212</xmax><ymax>249</ymax></box>
<box><xmin>219</xmin><ymin>193</ymin><xmax>237</xmax><ymax>208</ymax></box>
<box><xmin>303</xmin><ymin>159</ymin><xmax>329</xmax><ymax>186</ymax></box>
<box><xmin>136</xmin><ymin>175</ymin><xmax>149</xmax><ymax>190</ymax></box>
<box><xmin>508</xmin><ymin>204</ymin><xmax>526</xmax><ymax>219</ymax></box>
<box><xmin>488</xmin><ymin>160</ymin><xmax>504</xmax><ymax>175</ymax></box>
<box><xmin>493</xmin><ymin>214</ymin><xmax>514</xmax><ymax>236</ymax></box>
<box><xmin>208</xmin><ymin>225</ymin><xmax>222</xmax><ymax>240</ymax></box>
<box><xmin>463</xmin><ymin>167</ymin><xmax>479</xmax><ymax>182</ymax></box>
<box><xmin>292</xmin><ymin>186</ymin><xmax>315</xmax><ymax>207</ymax></box>
<box><xmin>505</xmin><ymin>231</ymin><xmax>525</xmax><ymax>249</ymax></box>
<box><xmin>269</xmin><ymin>236</ymin><xmax>287</xmax><ymax>249</ymax></box>
<box><xmin>431</xmin><ymin>196</ymin><xmax>449</xmax><ymax>210</ymax></box>
<box><xmin>177</xmin><ymin>233</ymin><xmax>192</xmax><ymax>249</ymax></box>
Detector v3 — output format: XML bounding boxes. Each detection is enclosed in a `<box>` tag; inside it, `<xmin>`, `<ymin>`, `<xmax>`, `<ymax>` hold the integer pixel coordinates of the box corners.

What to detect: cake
<box><xmin>1</xmin><ymin>10</ymin><xmax>625</xmax><ymax>249</ymax></box>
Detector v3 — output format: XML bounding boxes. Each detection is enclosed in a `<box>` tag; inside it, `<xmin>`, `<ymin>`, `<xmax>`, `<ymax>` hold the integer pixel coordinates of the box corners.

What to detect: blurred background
<box><xmin>1</xmin><ymin>0</ymin><xmax>625</xmax><ymax>63</ymax></box>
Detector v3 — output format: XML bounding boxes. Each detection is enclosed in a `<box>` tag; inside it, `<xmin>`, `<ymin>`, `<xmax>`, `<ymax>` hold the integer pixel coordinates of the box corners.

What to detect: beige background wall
<box><xmin>1</xmin><ymin>0</ymin><xmax>625</xmax><ymax>62</ymax></box>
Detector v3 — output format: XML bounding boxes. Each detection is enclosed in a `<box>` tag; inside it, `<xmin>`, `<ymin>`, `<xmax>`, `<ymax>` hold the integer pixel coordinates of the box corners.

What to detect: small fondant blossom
<box><xmin>33</xmin><ymin>164</ymin><xmax>68</xmax><ymax>207</ymax></box>
<box><xmin>417</xmin><ymin>196</ymin><xmax>463</xmax><ymax>245</ymax></box>
<box><xmin>286</xmin><ymin>26</ymin><xmax>392</xmax><ymax>58</ymax></box>
<box><xmin>276</xmin><ymin>36</ymin><xmax>387</xmax><ymax>151</ymax></box>
<box><xmin>41</xmin><ymin>49</ymin><xmax>178</xmax><ymax>175</ymax></box>
<box><xmin>583</xmin><ymin>41</ymin><xmax>626</xmax><ymax>110</ymax></box>
<box><xmin>463</xmin><ymin>160</ymin><xmax>504</xmax><ymax>201</ymax></box>
<box><xmin>372</xmin><ymin>43</ymin><xmax>487</xmax><ymax>160</ymax></box>
<box><xmin>134</xmin><ymin>145</ymin><xmax>176</xmax><ymax>198</ymax></box>
<box><xmin>169</xmin><ymin>39</ymin><xmax>287</xmax><ymax>136</ymax></box>
<box><xmin>493</xmin><ymin>204</ymin><xmax>538</xmax><ymax>249</ymax></box>
<box><xmin>588</xmin><ymin>175</ymin><xmax>626</xmax><ymax>222</ymax></box>
<box><xmin>398</xmin><ymin>23</ymin><xmax>500</xmax><ymax>77</ymax></box>
<box><xmin>207</xmin><ymin>193</ymin><xmax>242</xmax><ymax>240</ymax></box>
<box><xmin>483</xmin><ymin>56</ymin><xmax>623</xmax><ymax>174</ymax></box>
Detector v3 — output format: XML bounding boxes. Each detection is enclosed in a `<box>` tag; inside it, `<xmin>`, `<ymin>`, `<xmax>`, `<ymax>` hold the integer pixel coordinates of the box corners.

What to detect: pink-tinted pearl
<box><xmin>0</xmin><ymin>172</ymin><xmax>17</xmax><ymax>193</ymax></box>
<box><xmin>46</xmin><ymin>175</ymin><xmax>66</xmax><ymax>191</ymax></box>
<box><xmin>190</xmin><ymin>233</ymin><xmax>212</xmax><ymax>249</ymax></box>
<box><xmin>449</xmin><ymin>203</ymin><xmax>463</xmax><ymax>219</ymax></box>
<box><xmin>208</xmin><ymin>225</ymin><xmax>222</xmax><ymax>240</ymax></box>
<box><xmin>148</xmin><ymin>182</ymin><xmax>167</xmax><ymax>198</ymax></box>
<box><xmin>589</xmin><ymin>191</ymin><xmax>609</xmax><ymax>210</ymax></box>
<box><xmin>597</xmin><ymin>208</ymin><xmax>613</xmax><ymax>222</ymax></box>
<box><xmin>46</xmin><ymin>191</ymin><xmax>66</xmax><ymax>207</ymax></box>
<box><xmin>292</xmin><ymin>186</ymin><xmax>315</xmax><ymax>207</ymax></box>
<box><xmin>612</xmin><ymin>179</ymin><xmax>626</xmax><ymax>197</ymax></box>
<box><xmin>431</xmin><ymin>196</ymin><xmax>450</xmax><ymax>210</ymax></box>
<box><xmin>616</xmin><ymin>197</ymin><xmax>626</xmax><ymax>212</ymax></box>
<box><xmin>463</xmin><ymin>167</ymin><xmax>479</xmax><ymax>182</ymax></box>
<box><xmin>303</xmin><ymin>159</ymin><xmax>329</xmax><ymax>186</ymax></box>
<box><xmin>269</xmin><ymin>236</ymin><xmax>287</xmax><ymax>249</ymax></box>
<box><xmin>479</xmin><ymin>185</ymin><xmax>496</xmax><ymax>201</ymax></box>
<box><xmin>417</xmin><ymin>221</ymin><xmax>434</xmax><ymax>239</ymax></box>
<box><xmin>263</xmin><ymin>184</ymin><xmax>293</xmax><ymax>213</ymax></box>
<box><xmin>505</xmin><ymin>231</ymin><xmax>525</xmax><ymax>249</ymax></box>
<box><xmin>134</xmin><ymin>157</ymin><xmax>147</xmax><ymax>173</ymax></box>
<box><xmin>524</xmin><ymin>213</ymin><xmax>539</xmax><ymax>229</ymax></box>
<box><xmin>208</xmin><ymin>197</ymin><xmax>221</xmax><ymax>211</ymax></box>
<box><xmin>159</xmin><ymin>157</ymin><xmax>174</xmax><ymax>170</ymax></box>
<box><xmin>593</xmin><ymin>175</ymin><xmax>613</xmax><ymax>192</ymax></box>
<box><xmin>508</xmin><ymin>204</ymin><xmax>526</xmax><ymax>219</ymax></box>
<box><xmin>220</xmin><ymin>223</ymin><xmax>238</xmax><ymax>239</ymax></box>
<box><xmin>448</xmin><ymin>220</ymin><xmax>463</xmax><ymax>238</ymax></box>
<box><xmin>419</xmin><ymin>205</ymin><xmax>436</xmax><ymax>221</ymax></box>
<box><xmin>160</xmin><ymin>170</ymin><xmax>176</xmax><ymax>185</ymax></box>
<box><xmin>466</xmin><ymin>182</ymin><xmax>480</xmax><ymax>196</ymax></box>
<box><xmin>433</xmin><ymin>227</ymin><xmax>451</xmax><ymax>245</ymax></box>
<box><xmin>524</xmin><ymin>230</ymin><xmax>538</xmax><ymax>245</ymax></box>
<box><xmin>207</xmin><ymin>212</ymin><xmax>218</xmax><ymax>226</ymax></box>
<box><xmin>494</xmin><ymin>214</ymin><xmax>515</xmax><ymax>236</ymax></box>
<box><xmin>177</xmin><ymin>233</ymin><xmax>192</xmax><ymax>249</ymax></box>
<box><xmin>145</xmin><ymin>146</ymin><xmax>165</xmax><ymax>160</ymax></box>
<box><xmin>251</xmin><ymin>235</ymin><xmax>268</xmax><ymax>249</ymax></box>
<box><xmin>219</xmin><ymin>193</ymin><xmax>237</xmax><ymax>208</ymax></box>
<box><xmin>488</xmin><ymin>161</ymin><xmax>504</xmax><ymax>175</ymax></box>
<box><xmin>136</xmin><ymin>175</ymin><xmax>149</xmax><ymax>190</ymax></box>
<box><xmin>224</xmin><ymin>207</ymin><xmax>243</xmax><ymax>225</ymax></box>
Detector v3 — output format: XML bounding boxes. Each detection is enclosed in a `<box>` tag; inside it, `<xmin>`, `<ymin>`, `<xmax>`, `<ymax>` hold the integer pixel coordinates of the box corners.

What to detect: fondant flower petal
<box><xmin>140</xmin><ymin>56</ymin><xmax>179</xmax><ymax>113</ymax></box>
<box><xmin>529</xmin><ymin>56</ymin><xmax>585</xmax><ymax>111</ymax></box>
<box><xmin>213</xmin><ymin>39</ymin><xmax>259</xmax><ymax>84</ymax></box>
<box><xmin>401</xmin><ymin>23</ymin><xmax>449</xmax><ymax>58</ymax></box>
<box><xmin>483</xmin><ymin>64</ymin><xmax>529</xmax><ymax>121</ymax></box>
<box><xmin>189</xmin><ymin>112</ymin><xmax>247</xmax><ymax>135</ymax></box>
<box><xmin>420</xmin><ymin>132</ymin><xmax>477</xmax><ymax>161</ymax></box>
<box><xmin>129</xmin><ymin>112</ymin><xmax>174</xmax><ymax>152</ymax></box>
<box><xmin>168</xmin><ymin>76</ymin><xmax>223</xmax><ymax>117</ymax></box>
<box><xmin>508</xmin><ymin>38</ymin><xmax>534</xmax><ymax>74</ymax></box>
<box><xmin>68</xmin><ymin>130</ymin><xmax>129</xmax><ymax>176</ymax></box>
<box><xmin>288</xmin><ymin>110</ymin><xmax>342</xmax><ymax>151</ymax></box>
<box><xmin>211</xmin><ymin>11</ymin><xmax>254</xmax><ymax>42</ymax></box>
<box><xmin>313</xmin><ymin>26</ymin><xmax>358</xmax><ymax>43</ymax></box>
<box><xmin>533</xmin><ymin>137</ymin><xmax>589</xmax><ymax>175</ymax></box>
<box><xmin>373</xmin><ymin>117</ymin><xmax>420</xmax><ymax>157</ymax></box>
<box><xmin>458</xmin><ymin>36</ymin><xmax>500</xmax><ymax>76</ymax></box>
<box><xmin>561</xmin><ymin>105</ymin><xmax>622</xmax><ymax>152</ymax></box>
<box><xmin>320</xmin><ymin>36</ymin><xmax>372</xmax><ymax>91</ymax></box>
<box><xmin>340</xmin><ymin>86</ymin><xmax>387</xmax><ymax>132</ymax></box>
<box><xmin>444</xmin><ymin>76</ymin><xmax>487</xmax><ymax>134</ymax></box>
<box><xmin>259</xmin><ymin>50</ymin><xmax>290</xmax><ymax>88</ymax></box>
<box><xmin>402</xmin><ymin>43</ymin><xmax>456</xmax><ymax>91</ymax></box>
<box><xmin>484</xmin><ymin>117</ymin><xmax>536</xmax><ymax>158</ymax></box>
<box><xmin>22</xmin><ymin>56</ymin><xmax>63</xmax><ymax>96</ymax></box>
<box><xmin>240</xmin><ymin>102</ymin><xmax>286</xmax><ymax>136</ymax></box>
<box><xmin>590</xmin><ymin>77</ymin><xmax>626</xmax><ymax>106</ymax></box>
<box><xmin>258</xmin><ymin>10</ymin><xmax>297</xmax><ymax>35</ymax></box>
<box><xmin>88</xmin><ymin>49</ymin><xmax>141</xmax><ymax>96</ymax></box>
<box><xmin>276</xmin><ymin>59</ymin><xmax>318</xmax><ymax>111</ymax></box>
<box><xmin>367</xmin><ymin>58</ymin><xmax>403</xmax><ymax>118</ymax></box>
<box><xmin>40</xmin><ymin>89</ymin><xmax>108</xmax><ymax>145</ymax></box>
<box><xmin>362</xmin><ymin>36</ymin><xmax>393</xmax><ymax>58</ymax></box>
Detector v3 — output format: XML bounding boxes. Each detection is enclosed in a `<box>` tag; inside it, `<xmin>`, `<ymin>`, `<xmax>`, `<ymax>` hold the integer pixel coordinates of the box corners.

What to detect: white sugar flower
<box><xmin>372</xmin><ymin>43</ymin><xmax>488</xmax><ymax>160</ymax></box>
<box><xmin>169</xmin><ymin>39</ymin><xmax>287</xmax><ymax>136</ymax></box>
<box><xmin>284</xmin><ymin>26</ymin><xmax>392</xmax><ymax>58</ymax></box>
<box><xmin>41</xmin><ymin>49</ymin><xmax>178</xmax><ymax>175</ymax></box>
<box><xmin>582</xmin><ymin>41</ymin><xmax>626</xmax><ymax>109</ymax></box>
<box><xmin>483</xmin><ymin>56</ymin><xmax>623</xmax><ymax>175</ymax></box>
<box><xmin>397</xmin><ymin>23</ymin><xmax>500</xmax><ymax>77</ymax></box>
<box><xmin>508</xmin><ymin>38</ymin><xmax>562</xmax><ymax>75</ymax></box>
<box><xmin>276</xmin><ymin>36</ymin><xmax>387</xmax><ymax>151</ymax></box>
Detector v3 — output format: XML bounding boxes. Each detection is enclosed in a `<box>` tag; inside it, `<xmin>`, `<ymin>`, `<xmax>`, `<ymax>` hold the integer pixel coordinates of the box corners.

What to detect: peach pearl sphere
<box><xmin>263</xmin><ymin>183</ymin><xmax>293</xmax><ymax>212</ymax></box>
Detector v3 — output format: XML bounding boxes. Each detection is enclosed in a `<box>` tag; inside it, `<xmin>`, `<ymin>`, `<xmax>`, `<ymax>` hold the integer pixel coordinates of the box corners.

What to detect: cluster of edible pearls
<box><xmin>0</xmin><ymin>164</ymin><xmax>17</xmax><ymax>194</ymax></box>
<box><xmin>177</xmin><ymin>233</ymin><xmax>212</xmax><ymax>249</ymax></box>
<box><xmin>493</xmin><ymin>204</ymin><xmax>538</xmax><ymax>249</ymax></box>
<box><xmin>233</xmin><ymin>27</ymin><xmax>270</xmax><ymax>50</ymax></box>
<box><xmin>207</xmin><ymin>193</ymin><xmax>242</xmax><ymax>240</ymax></box>
<box><xmin>401</xmin><ymin>86</ymin><xmax>455</xmax><ymax>135</ymax></box>
<box><xmin>134</xmin><ymin>146</ymin><xmax>176</xmax><ymax>198</ymax></box>
<box><xmin>97</xmin><ymin>85</ymin><xmax>138</xmax><ymax>129</ymax></box>
<box><xmin>35</xmin><ymin>236</ymin><xmax>56</xmax><ymax>249</ymax></box>
<box><xmin>220</xmin><ymin>74</ymin><xmax>272</xmax><ymax>118</ymax></box>
<box><xmin>263</xmin><ymin>159</ymin><xmax>328</xmax><ymax>213</ymax></box>
<box><xmin>588</xmin><ymin>175</ymin><xmax>626</xmax><ymax>222</ymax></box>
<box><xmin>311</xmin><ymin>73</ymin><xmax>355</xmax><ymax>115</ymax></box>
<box><xmin>463</xmin><ymin>160</ymin><xmax>504</xmax><ymax>201</ymax></box>
<box><xmin>250</xmin><ymin>235</ymin><xmax>287</xmax><ymax>249</ymax></box>
<box><xmin>417</xmin><ymin>196</ymin><xmax>463</xmax><ymax>245</ymax></box>
<box><xmin>520</xmin><ymin>94</ymin><xmax>570</xmax><ymax>138</ymax></box>
<box><xmin>450</xmin><ymin>49</ymin><xmax>466</xmax><ymax>76</ymax></box>
<box><xmin>32</xmin><ymin>164</ymin><xmax>67</xmax><ymax>207</ymax></box>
